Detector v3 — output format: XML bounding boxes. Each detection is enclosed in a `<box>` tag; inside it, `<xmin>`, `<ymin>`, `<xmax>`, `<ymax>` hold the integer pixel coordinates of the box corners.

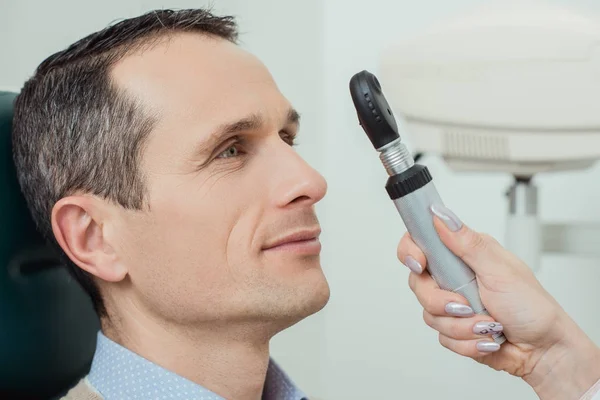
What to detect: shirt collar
<box><xmin>88</xmin><ymin>331</ymin><xmax>308</xmax><ymax>400</ymax></box>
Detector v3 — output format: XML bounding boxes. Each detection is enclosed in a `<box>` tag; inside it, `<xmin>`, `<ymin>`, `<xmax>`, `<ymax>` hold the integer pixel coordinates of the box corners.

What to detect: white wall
<box><xmin>3</xmin><ymin>1</ymin><xmax>600</xmax><ymax>399</ymax></box>
<box><xmin>320</xmin><ymin>0</ymin><xmax>600</xmax><ymax>399</ymax></box>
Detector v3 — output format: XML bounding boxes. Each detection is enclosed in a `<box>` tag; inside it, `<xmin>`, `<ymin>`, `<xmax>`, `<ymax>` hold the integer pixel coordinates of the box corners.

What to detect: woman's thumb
<box><xmin>430</xmin><ymin>204</ymin><xmax>501</xmax><ymax>276</ymax></box>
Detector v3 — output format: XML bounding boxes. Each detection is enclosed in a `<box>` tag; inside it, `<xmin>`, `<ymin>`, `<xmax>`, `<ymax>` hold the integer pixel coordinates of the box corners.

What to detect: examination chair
<box><xmin>0</xmin><ymin>91</ymin><xmax>100</xmax><ymax>399</ymax></box>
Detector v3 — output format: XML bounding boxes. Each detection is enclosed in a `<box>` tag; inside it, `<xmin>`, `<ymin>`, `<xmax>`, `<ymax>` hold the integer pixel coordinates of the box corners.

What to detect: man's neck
<box><xmin>103</xmin><ymin>312</ymin><xmax>273</xmax><ymax>400</ymax></box>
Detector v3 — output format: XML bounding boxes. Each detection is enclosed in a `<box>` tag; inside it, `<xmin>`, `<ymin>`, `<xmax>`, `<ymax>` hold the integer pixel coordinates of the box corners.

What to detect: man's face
<box><xmin>107</xmin><ymin>34</ymin><xmax>329</xmax><ymax>330</ymax></box>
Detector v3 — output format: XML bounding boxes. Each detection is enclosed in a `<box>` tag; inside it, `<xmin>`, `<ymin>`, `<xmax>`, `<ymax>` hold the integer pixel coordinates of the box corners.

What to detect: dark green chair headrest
<box><xmin>0</xmin><ymin>92</ymin><xmax>100</xmax><ymax>399</ymax></box>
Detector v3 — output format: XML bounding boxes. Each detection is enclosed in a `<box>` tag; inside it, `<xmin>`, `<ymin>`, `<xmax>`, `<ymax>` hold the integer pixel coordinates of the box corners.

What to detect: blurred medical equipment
<box><xmin>379</xmin><ymin>0</ymin><xmax>600</xmax><ymax>271</ymax></box>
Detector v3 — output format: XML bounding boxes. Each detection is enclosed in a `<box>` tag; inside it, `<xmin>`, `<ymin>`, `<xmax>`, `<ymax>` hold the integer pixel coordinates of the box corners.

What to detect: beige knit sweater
<box><xmin>60</xmin><ymin>377</ymin><xmax>325</xmax><ymax>400</ymax></box>
<box><xmin>61</xmin><ymin>378</ymin><xmax>103</xmax><ymax>400</ymax></box>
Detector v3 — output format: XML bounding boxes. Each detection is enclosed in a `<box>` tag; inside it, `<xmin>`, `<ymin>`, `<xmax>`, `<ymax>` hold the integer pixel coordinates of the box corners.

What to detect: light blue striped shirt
<box><xmin>87</xmin><ymin>332</ymin><xmax>308</xmax><ymax>400</ymax></box>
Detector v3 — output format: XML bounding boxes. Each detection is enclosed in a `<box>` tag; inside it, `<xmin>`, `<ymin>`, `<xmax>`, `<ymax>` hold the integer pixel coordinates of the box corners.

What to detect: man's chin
<box><xmin>261</xmin><ymin>277</ymin><xmax>330</xmax><ymax>331</ymax></box>
<box><xmin>282</xmin><ymin>277</ymin><xmax>330</xmax><ymax>326</ymax></box>
<box><xmin>302</xmin><ymin>284</ymin><xmax>330</xmax><ymax>316</ymax></box>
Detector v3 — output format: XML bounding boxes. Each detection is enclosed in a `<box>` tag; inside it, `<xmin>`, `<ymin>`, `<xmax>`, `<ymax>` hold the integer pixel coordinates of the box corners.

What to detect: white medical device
<box><xmin>379</xmin><ymin>0</ymin><xmax>600</xmax><ymax>271</ymax></box>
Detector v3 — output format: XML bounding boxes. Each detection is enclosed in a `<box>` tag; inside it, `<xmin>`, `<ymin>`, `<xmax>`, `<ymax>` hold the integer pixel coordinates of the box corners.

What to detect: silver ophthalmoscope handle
<box><xmin>392</xmin><ymin>178</ymin><xmax>505</xmax><ymax>344</ymax></box>
<box><xmin>349</xmin><ymin>69</ymin><xmax>506</xmax><ymax>345</ymax></box>
<box><xmin>380</xmin><ymin>142</ymin><xmax>506</xmax><ymax>344</ymax></box>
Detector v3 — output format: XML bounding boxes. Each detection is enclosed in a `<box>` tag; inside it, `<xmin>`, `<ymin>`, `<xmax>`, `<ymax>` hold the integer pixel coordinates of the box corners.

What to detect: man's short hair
<box><xmin>12</xmin><ymin>9</ymin><xmax>238</xmax><ymax>317</ymax></box>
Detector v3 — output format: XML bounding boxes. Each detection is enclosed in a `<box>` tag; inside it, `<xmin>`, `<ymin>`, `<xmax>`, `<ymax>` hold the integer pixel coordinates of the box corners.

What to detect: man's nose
<box><xmin>272</xmin><ymin>145</ymin><xmax>327</xmax><ymax>209</ymax></box>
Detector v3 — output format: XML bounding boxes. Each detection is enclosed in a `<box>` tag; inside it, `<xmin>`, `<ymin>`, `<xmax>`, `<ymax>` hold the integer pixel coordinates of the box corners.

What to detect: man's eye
<box><xmin>217</xmin><ymin>144</ymin><xmax>240</xmax><ymax>159</ymax></box>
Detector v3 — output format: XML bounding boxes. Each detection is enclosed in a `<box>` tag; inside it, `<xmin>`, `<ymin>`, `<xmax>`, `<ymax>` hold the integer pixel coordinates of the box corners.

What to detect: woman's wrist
<box><xmin>524</xmin><ymin>314</ymin><xmax>600</xmax><ymax>400</ymax></box>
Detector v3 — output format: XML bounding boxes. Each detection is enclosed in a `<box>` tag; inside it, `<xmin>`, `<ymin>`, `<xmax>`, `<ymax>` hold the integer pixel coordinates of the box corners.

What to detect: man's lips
<box><xmin>262</xmin><ymin>228</ymin><xmax>322</xmax><ymax>255</ymax></box>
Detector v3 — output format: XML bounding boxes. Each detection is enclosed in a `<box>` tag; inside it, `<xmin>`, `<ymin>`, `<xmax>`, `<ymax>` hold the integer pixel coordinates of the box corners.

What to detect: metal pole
<box><xmin>505</xmin><ymin>176</ymin><xmax>541</xmax><ymax>272</ymax></box>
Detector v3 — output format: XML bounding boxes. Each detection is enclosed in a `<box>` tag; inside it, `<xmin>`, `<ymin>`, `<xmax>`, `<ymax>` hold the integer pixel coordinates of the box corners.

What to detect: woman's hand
<box><xmin>398</xmin><ymin>204</ymin><xmax>600</xmax><ymax>400</ymax></box>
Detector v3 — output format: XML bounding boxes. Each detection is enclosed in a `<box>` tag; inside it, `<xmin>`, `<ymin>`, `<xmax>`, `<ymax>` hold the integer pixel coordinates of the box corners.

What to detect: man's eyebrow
<box><xmin>194</xmin><ymin>114</ymin><xmax>264</xmax><ymax>158</ymax></box>
<box><xmin>193</xmin><ymin>107</ymin><xmax>301</xmax><ymax>159</ymax></box>
<box><xmin>219</xmin><ymin>113</ymin><xmax>264</xmax><ymax>137</ymax></box>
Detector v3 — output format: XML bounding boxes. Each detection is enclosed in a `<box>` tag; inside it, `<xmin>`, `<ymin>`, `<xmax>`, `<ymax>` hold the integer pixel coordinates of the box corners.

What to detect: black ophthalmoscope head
<box><xmin>349</xmin><ymin>70</ymin><xmax>400</xmax><ymax>150</ymax></box>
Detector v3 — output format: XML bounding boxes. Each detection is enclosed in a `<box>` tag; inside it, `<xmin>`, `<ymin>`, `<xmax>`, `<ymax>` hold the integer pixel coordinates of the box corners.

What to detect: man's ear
<box><xmin>51</xmin><ymin>195</ymin><xmax>127</xmax><ymax>282</ymax></box>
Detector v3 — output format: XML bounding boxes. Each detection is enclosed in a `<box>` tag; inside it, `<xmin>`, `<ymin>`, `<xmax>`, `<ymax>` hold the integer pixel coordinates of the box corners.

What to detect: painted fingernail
<box><xmin>445</xmin><ymin>302</ymin><xmax>474</xmax><ymax>316</ymax></box>
<box><xmin>473</xmin><ymin>321</ymin><xmax>503</xmax><ymax>335</ymax></box>
<box><xmin>477</xmin><ymin>341</ymin><xmax>501</xmax><ymax>353</ymax></box>
<box><xmin>404</xmin><ymin>256</ymin><xmax>423</xmax><ymax>274</ymax></box>
<box><xmin>430</xmin><ymin>204</ymin><xmax>463</xmax><ymax>232</ymax></box>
